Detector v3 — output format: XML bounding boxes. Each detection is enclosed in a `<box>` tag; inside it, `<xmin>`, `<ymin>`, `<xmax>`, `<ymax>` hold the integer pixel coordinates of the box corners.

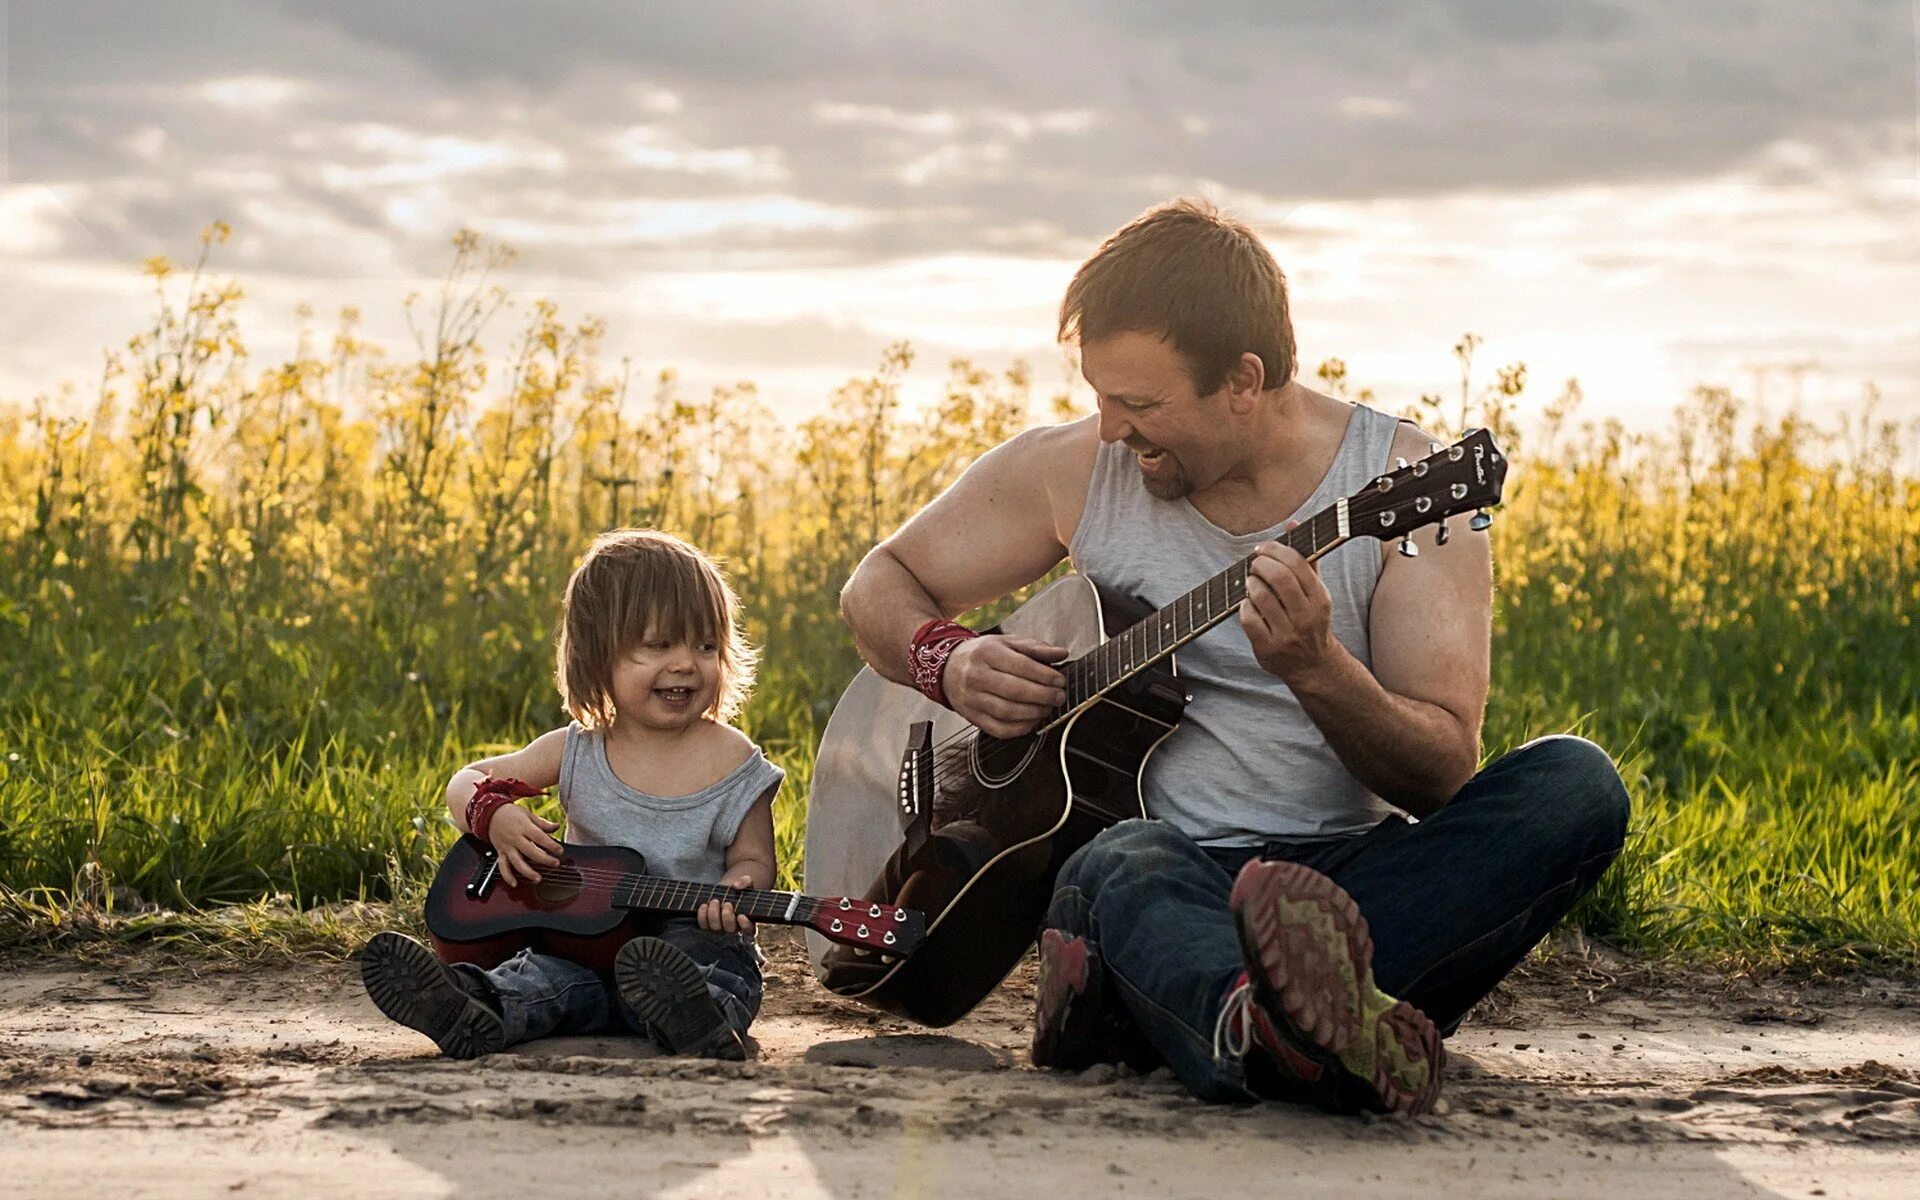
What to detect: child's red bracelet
<box><xmin>909</xmin><ymin>618</ymin><xmax>979</xmax><ymax>709</ymax></box>
<box><xmin>466</xmin><ymin>774</ymin><xmax>545</xmax><ymax>843</ymax></box>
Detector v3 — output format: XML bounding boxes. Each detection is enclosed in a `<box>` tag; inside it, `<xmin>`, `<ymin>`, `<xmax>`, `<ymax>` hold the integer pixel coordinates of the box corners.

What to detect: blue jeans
<box><xmin>456</xmin><ymin>918</ymin><xmax>762</xmax><ymax>1049</ymax></box>
<box><xmin>1044</xmin><ymin>734</ymin><xmax>1631</xmax><ymax>1102</ymax></box>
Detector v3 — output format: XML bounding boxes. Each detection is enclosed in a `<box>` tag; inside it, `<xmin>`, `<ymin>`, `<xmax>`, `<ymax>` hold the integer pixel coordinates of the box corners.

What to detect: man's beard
<box><xmin>1139</xmin><ymin>454</ymin><xmax>1195</xmax><ymax>501</ymax></box>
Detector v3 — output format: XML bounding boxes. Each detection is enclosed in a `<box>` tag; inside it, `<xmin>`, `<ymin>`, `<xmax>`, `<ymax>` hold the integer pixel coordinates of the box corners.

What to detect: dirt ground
<box><xmin>3</xmin><ymin>931</ymin><xmax>1917</xmax><ymax>1200</ymax></box>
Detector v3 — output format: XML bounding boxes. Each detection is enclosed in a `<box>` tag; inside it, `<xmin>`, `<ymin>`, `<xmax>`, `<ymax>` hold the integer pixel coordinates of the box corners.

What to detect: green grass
<box><xmin>2</xmin><ymin>230</ymin><xmax>1914</xmax><ymax>974</ymax></box>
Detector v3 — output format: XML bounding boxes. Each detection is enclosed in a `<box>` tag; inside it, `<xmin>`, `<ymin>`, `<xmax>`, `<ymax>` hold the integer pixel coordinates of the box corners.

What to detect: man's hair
<box><xmin>1058</xmin><ymin>197</ymin><xmax>1297</xmax><ymax>396</ymax></box>
<box><xmin>555</xmin><ymin>528</ymin><xmax>759</xmax><ymax>729</ymax></box>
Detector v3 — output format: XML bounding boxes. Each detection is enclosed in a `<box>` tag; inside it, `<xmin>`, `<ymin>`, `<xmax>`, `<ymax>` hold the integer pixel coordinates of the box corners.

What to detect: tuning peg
<box><xmin>1428</xmin><ymin>442</ymin><xmax>1441</xmax><ymax>454</ymax></box>
<box><xmin>1436</xmin><ymin>520</ymin><xmax>1451</xmax><ymax>546</ymax></box>
<box><xmin>1397</xmin><ymin>533</ymin><xmax>1419</xmax><ymax>558</ymax></box>
<box><xmin>1470</xmin><ymin>509</ymin><xmax>1493</xmax><ymax>532</ymax></box>
<box><xmin>1395</xmin><ymin>457</ymin><xmax>1409</xmax><ymax>470</ymax></box>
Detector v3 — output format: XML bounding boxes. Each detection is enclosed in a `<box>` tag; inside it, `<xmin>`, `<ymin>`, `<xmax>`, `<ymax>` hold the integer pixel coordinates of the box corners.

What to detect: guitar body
<box><xmin>425</xmin><ymin>836</ymin><xmax>659</xmax><ymax>973</ymax></box>
<box><xmin>804</xmin><ymin>575</ymin><xmax>1187</xmax><ymax>1027</ymax></box>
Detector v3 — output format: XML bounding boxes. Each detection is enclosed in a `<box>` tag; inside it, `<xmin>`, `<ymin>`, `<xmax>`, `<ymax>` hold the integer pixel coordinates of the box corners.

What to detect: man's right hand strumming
<box><xmin>943</xmin><ymin>635</ymin><xmax>1070</xmax><ymax>738</ymax></box>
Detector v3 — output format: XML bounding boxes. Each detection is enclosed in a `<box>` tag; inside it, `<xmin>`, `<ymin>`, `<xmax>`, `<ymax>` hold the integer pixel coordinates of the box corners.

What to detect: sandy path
<box><xmin>3</xmin><ymin>933</ymin><xmax>1916</xmax><ymax>1199</ymax></box>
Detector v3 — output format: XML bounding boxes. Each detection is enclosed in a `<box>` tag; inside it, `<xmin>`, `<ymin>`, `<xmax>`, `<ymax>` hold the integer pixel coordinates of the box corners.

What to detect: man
<box><xmin>838</xmin><ymin>198</ymin><xmax>1630</xmax><ymax>1115</ymax></box>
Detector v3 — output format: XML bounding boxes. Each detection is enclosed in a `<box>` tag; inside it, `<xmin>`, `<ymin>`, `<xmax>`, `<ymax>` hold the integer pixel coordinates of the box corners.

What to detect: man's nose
<box><xmin>1095</xmin><ymin>398</ymin><xmax>1131</xmax><ymax>445</ymax></box>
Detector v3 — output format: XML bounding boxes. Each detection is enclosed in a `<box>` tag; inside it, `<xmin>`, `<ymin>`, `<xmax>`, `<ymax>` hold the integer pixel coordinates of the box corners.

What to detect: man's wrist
<box><xmin>1273</xmin><ymin>639</ymin><xmax>1353</xmax><ymax>697</ymax></box>
<box><xmin>908</xmin><ymin>618</ymin><xmax>978</xmax><ymax>708</ymax></box>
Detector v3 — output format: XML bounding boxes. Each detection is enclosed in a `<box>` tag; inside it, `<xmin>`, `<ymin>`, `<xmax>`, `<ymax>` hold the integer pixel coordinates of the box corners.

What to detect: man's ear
<box><xmin>1226</xmin><ymin>351</ymin><xmax>1266</xmax><ymax>412</ymax></box>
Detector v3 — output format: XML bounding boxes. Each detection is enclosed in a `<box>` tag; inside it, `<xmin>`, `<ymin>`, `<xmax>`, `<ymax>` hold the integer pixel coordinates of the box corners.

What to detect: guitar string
<box><xmin>465</xmin><ymin>862</ymin><xmax>904</xmax><ymax>923</ymax></box>
<box><xmin>454</xmin><ymin>867</ymin><xmax>907</xmax><ymax>944</ymax></box>
<box><xmin>918</xmin><ymin>516</ymin><xmax>1307</xmax><ymax>780</ymax></box>
<box><xmin>487</xmin><ymin>866</ymin><xmax>811</xmax><ymax>910</ymax></box>
<box><xmin>913</xmin><ymin>470</ymin><xmax>1482</xmax><ymax>787</ymax></box>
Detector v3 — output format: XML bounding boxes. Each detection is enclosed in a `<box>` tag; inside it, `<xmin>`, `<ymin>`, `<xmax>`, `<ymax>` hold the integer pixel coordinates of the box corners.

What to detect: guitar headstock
<box><xmin>1347</xmin><ymin>428</ymin><xmax>1507</xmax><ymax>549</ymax></box>
<box><xmin>808</xmin><ymin>897</ymin><xmax>926</xmax><ymax>957</ymax></box>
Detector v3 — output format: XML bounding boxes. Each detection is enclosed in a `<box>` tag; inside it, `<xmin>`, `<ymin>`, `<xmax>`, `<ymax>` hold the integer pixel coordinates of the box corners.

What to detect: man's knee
<box><xmin>1057</xmin><ymin>819</ymin><xmax>1195</xmax><ymax>889</ymax></box>
<box><xmin>1513</xmin><ymin>734</ymin><xmax>1631</xmax><ymax>855</ymax></box>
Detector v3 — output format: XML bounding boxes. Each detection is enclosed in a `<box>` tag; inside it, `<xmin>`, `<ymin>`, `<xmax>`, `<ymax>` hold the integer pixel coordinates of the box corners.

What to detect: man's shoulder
<box><xmin>999</xmin><ymin>413</ymin><xmax>1101</xmax><ymax>471</ymax></box>
<box><xmin>1383</xmin><ymin>414</ymin><xmax>1445</xmax><ymax>463</ymax></box>
<box><xmin>996</xmin><ymin>416</ymin><xmax>1101</xmax><ymax>548</ymax></box>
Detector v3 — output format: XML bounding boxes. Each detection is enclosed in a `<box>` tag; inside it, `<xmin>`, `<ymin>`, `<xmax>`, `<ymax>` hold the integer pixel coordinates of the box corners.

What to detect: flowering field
<box><xmin>2</xmin><ymin>229</ymin><xmax>1915</xmax><ymax>969</ymax></box>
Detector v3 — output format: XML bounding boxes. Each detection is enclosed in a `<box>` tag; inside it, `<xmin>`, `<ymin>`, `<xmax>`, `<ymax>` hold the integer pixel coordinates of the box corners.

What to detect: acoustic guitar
<box><xmin>802</xmin><ymin>429</ymin><xmax>1507</xmax><ymax>1025</ymax></box>
<box><xmin>425</xmin><ymin>834</ymin><xmax>926</xmax><ymax>972</ymax></box>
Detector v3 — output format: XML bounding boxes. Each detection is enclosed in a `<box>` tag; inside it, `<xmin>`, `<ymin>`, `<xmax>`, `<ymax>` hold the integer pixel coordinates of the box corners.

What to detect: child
<box><xmin>361</xmin><ymin>528</ymin><xmax>782</xmax><ymax>1061</ymax></box>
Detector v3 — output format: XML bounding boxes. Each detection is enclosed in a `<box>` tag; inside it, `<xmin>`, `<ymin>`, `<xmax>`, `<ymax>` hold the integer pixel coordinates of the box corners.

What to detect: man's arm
<box><xmin>1241</xmin><ymin>423</ymin><xmax>1491</xmax><ymax>816</ymax></box>
<box><xmin>841</xmin><ymin>421</ymin><xmax>1090</xmax><ymax>737</ymax></box>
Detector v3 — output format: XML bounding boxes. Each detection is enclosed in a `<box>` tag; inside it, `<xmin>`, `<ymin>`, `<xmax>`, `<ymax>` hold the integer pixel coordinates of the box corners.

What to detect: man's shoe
<box><xmin>1031</xmin><ymin>929</ymin><xmax>1106</xmax><ymax>1069</ymax></box>
<box><xmin>1223</xmin><ymin>859</ymin><xmax>1444</xmax><ymax>1114</ymax></box>
<box><xmin>614</xmin><ymin>937</ymin><xmax>747</xmax><ymax>1061</ymax></box>
<box><xmin>360</xmin><ymin>931</ymin><xmax>507</xmax><ymax>1060</ymax></box>
<box><xmin>1031</xmin><ymin>928</ymin><xmax>1159</xmax><ymax>1072</ymax></box>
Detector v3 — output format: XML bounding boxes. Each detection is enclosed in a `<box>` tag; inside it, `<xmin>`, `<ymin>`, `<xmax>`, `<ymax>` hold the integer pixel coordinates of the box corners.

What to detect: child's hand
<box><xmin>698</xmin><ymin>872</ymin><xmax>756</xmax><ymax>936</ymax></box>
<box><xmin>488</xmin><ymin>804</ymin><xmax>563</xmax><ymax>886</ymax></box>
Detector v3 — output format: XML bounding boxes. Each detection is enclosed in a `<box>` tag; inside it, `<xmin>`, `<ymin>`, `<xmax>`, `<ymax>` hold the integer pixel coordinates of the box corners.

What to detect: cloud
<box><xmin>3</xmin><ymin>0</ymin><xmax>1917</xmax><ymax>426</ymax></box>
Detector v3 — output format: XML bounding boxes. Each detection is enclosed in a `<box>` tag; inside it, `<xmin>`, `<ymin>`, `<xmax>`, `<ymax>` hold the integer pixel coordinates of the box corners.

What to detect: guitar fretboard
<box><xmin>609</xmin><ymin>876</ymin><xmax>822</xmax><ymax>925</ymax></box>
<box><xmin>1058</xmin><ymin>504</ymin><xmax>1347</xmax><ymax>711</ymax></box>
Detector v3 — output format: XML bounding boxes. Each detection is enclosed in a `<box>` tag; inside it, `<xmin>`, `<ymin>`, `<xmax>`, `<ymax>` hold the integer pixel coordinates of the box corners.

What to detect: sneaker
<box><xmin>1031</xmin><ymin>929</ymin><xmax>1158</xmax><ymax>1072</ymax></box>
<box><xmin>1223</xmin><ymin>859</ymin><xmax>1444</xmax><ymax>1115</ymax></box>
<box><xmin>1030</xmin><ymin>929</ymin><xmax>1104</xmax><ymax>1069</ymax></box>
<box><xmin>614</xmin><ymin>937</ymin><xmax>747</xmax><ymax>1061</ymax></box>
<box><xmin>360</xmin><ymin>931</ymin><xmax>507</xmax><ymax>1060</ymax></box>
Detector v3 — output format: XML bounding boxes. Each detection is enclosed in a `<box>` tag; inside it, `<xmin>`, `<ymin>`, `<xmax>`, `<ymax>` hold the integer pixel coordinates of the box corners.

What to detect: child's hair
<box><xmin>555</xmin><ymin>528</ymin><xmax>759</xmax><ymax>729</ymax></box>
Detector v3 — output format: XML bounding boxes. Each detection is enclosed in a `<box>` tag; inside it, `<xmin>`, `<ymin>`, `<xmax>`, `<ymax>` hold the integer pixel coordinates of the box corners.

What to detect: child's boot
<box><xmin>615</xmin><ymin>937</ymin><xmax>747</xmax><ymax>1061</ymax></box>
<box><xmin>360</xmin><ymin>931</ymin><xmax>507</xmax><ymax>1060</ymax></box>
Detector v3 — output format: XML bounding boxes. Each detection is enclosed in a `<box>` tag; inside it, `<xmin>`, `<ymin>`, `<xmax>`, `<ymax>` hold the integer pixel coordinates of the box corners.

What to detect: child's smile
<box><xmin>613</xmin><ymin>634</ymin><xmax>720</xmax><ymax>730</ymax></box>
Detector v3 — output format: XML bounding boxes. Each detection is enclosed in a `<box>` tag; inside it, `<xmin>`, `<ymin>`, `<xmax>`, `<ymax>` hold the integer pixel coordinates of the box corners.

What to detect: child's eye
<box><xmin>697</xmin><ymin>642</ymin><xmax>718</xmax><ymax>654</ymax></box>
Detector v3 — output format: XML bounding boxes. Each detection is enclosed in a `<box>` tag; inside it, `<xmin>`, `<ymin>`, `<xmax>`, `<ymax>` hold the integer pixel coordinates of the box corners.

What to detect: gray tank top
<box><xmin>1068</xmin><ymin>403</ymin><xmax>1405</xmax><ymax>845</ymax></box>
<box><xmin>558</xmin><ymin>722</ymin><xmax>784</xmax><ymax>882</ymax></box>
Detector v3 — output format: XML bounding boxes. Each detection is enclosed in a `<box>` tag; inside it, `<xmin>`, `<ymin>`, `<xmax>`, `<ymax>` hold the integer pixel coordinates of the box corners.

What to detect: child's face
<box><xmin>609</xmin><ymin>628</ymin><xmax>722</xmax><ymax>732</ymax></box>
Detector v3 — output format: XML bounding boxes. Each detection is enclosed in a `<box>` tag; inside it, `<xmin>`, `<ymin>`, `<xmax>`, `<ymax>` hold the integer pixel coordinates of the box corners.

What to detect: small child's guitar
<box><xmin>424</xmin><ymin>834</ymin><xmax>926</xmax><ymax>972</ymax></box>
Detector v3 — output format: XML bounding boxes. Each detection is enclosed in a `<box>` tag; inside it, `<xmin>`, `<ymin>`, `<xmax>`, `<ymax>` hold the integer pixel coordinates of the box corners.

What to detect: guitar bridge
<box><xmin>897</xmin><ymin>720</ymin><xmax>934</xmax><ymax>857</ymax></box>
<box><xmin>466</xmin><ymin>849</ymin><xmax>501</xmax><ymax>900</ymax></box>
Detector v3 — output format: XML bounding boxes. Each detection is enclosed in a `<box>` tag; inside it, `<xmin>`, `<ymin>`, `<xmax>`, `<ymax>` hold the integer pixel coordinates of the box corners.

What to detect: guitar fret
<box><xmin>1057</xmin><ymin>445</ymin><xmax>1464</xmax><ymax>710</ymax></box>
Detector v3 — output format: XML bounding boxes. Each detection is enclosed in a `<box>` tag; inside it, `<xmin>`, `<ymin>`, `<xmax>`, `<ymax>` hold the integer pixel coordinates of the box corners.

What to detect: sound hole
<box><xmin>534</xmin><ymin>871</ymin><xmax>583</xmax><ymax>906</ymax></box>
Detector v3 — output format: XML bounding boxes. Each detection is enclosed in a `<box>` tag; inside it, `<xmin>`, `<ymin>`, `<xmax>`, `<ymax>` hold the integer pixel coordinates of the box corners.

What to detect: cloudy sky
<box><xmin>4</xmin><ymin>1</ymin><xmax>1917</xmax><ymax>434</ymax></box>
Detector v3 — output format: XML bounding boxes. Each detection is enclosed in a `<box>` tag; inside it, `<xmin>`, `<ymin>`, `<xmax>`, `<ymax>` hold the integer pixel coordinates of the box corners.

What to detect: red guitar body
<box><xmin>423</xmin><ymin>834</ymin><xmax>926</xmax><ymax>973</ymax></box>
<box><xmin>425</xmin><ymin>837</ymin><xmax>657</xmax><ymax>972</ymax></box>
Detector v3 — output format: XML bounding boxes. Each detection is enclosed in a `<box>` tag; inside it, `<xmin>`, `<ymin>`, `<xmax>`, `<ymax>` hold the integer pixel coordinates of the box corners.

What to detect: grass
<box><xmin>1</xmin><ymin>228</ymin><xmax>1915</xmax><ymax>975</ymax></box>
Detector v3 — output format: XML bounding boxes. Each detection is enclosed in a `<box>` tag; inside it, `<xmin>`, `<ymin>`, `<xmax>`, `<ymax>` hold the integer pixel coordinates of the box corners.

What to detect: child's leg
<box><xmin>612</xmin><ymin>925</ymin><xmax>755</xmax><ymax>1060</ymax></box>
<box><xmin>483</xmin><ymin>949</ymin><xmax>625</xmax><ymax>1044</ymax></box>
<box><xmin>361</xmin><ymin>931</ymin><xmax>507</xmax><ymax>1059</ymax></box>
<box><xmin>652</xmin><ymin>918</ymin><xmax>763</xmax><ymax>1040</ymax></box>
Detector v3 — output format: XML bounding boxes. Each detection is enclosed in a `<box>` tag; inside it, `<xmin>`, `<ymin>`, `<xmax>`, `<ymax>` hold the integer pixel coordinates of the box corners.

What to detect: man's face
<box><xmin>1080</xmin><ymin>330</ymin><xmax>1226</xmax><ymax>501</ymax></box>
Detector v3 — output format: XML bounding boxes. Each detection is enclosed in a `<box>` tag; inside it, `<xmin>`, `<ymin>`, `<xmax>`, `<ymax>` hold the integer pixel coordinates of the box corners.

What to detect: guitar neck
<box><xmin>613</xmin><ymin>875</ymin><xmax>821</xmax><ymax>926</ymax></box>
<box><xmin>1054</xmin><ymin>505</ymin><xmax>1345</xmax><ymax>715</ymax></box>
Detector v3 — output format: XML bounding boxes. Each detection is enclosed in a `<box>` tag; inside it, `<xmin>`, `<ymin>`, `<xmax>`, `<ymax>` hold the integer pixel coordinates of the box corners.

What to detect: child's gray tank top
<box><xmin>558</xmin><ymin>722</ymin><xmax>784</xmax><ymax>882</ymax></box>
<box><xmin>1067</xmin><ymin>402</ymin><xmax>1406</xmax><ymax>845</ymax></box>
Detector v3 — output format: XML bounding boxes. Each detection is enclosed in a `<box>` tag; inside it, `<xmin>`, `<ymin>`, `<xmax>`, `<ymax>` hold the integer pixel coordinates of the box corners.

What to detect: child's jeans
<box><xmin>456</xmin><ymin>918</ymin><xmax>762</xmax><ymax>1049</ymax></box>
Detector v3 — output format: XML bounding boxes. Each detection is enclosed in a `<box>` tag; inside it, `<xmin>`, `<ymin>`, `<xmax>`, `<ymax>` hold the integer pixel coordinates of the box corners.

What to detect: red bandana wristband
<box><xmin>909</xmin><ymin>618</ymin><xmax>979</xmax><ymax>709</ymax></box>
<box><xmin>466</xmin><ymin>774</ymin><xmax>546</xmax><ymax>843</ymax></box>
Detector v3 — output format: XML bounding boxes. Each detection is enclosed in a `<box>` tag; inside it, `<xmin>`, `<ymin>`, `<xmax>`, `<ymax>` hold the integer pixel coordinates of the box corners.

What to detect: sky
<box><xmin>3</xmin><ymin>1</ymin><xmax>1917</xmax><ymax>437</ymax></box>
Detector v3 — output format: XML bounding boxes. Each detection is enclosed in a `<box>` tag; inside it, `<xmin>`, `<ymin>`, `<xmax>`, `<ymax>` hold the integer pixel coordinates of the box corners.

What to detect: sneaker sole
<box><xmin>1228</xmin><ymin>860</ymin><xmax>1443</xmax><ymax>1115</ymax></box>
<box><xmin>1031</xmin><ymin>928</ymin><xmax>1096</xmax><ymax>1069</ymax></box>
<box><xmin>614</xmin><ymin>938</ymin><xmax>746</xmax><ymax>1061</ymax></box>
<box><xmin>360</xmin><ymin>932</ymin><xmax>506</xmax><ymax>1060</ymax></box>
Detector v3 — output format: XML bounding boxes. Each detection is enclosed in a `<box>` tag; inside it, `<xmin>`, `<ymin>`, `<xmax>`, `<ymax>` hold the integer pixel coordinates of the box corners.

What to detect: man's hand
<box><xmin>698</xmin><ymin>871</ymin><xmax>757</xmax><ymax>936</ymax></box>
<box><xmin>487</xmin><ymin>804</ymin><xmax>563</xmax><ymax>887</ymax></box>
<box><xmin>1240</xmin><ymin>525</ymin><xmax>1340</xmax><ymax>685</ymax></box>
<box><xmin>942</xmin><ymin>635</ymin><xmax>1069</xmax><ymax>738</ymax></box>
